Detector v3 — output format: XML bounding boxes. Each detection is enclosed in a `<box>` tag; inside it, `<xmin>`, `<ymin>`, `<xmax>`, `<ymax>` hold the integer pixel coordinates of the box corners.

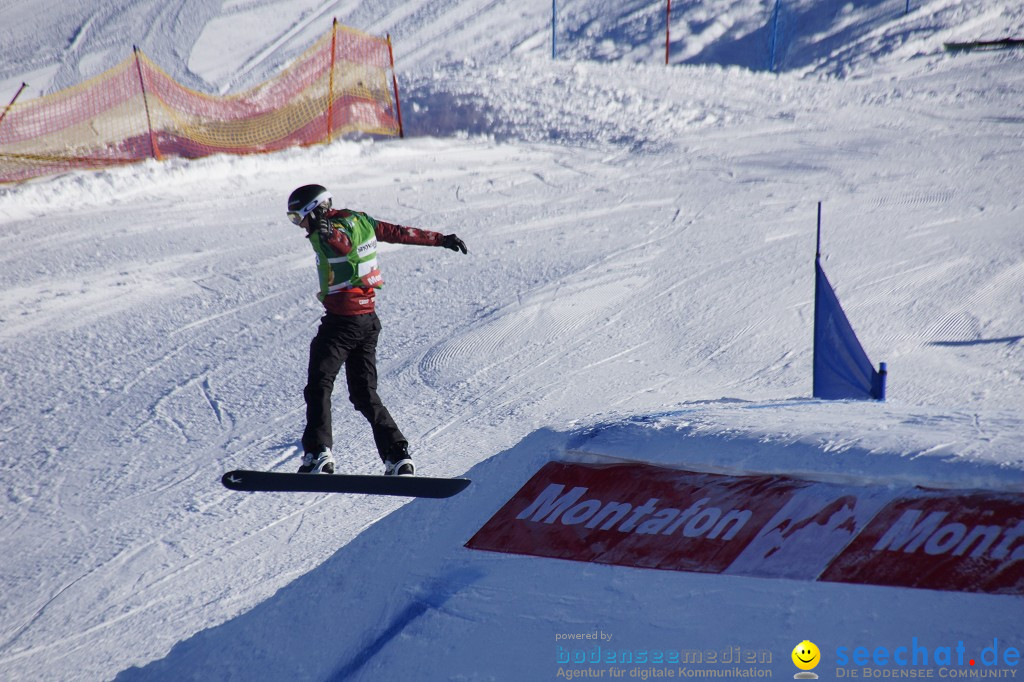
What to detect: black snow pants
<box><xmin>302</xmin><ymin>312</ymin><xmax>406</xmax><ymax>461</ymax></box>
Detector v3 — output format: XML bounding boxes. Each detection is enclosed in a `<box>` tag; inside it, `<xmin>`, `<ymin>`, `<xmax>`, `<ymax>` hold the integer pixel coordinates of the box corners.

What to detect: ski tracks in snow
<box><xmin>1</xmin><ymin>33</ymin><xmax>1022</xmax><ymax>674</ymax></box>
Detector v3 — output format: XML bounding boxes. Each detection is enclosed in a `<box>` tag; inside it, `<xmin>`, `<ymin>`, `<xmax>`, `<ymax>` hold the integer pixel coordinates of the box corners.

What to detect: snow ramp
<box><xmin>117</xmin><ymin>415</ymin><xmax>1023</xmax><ymax>681</ymax></box>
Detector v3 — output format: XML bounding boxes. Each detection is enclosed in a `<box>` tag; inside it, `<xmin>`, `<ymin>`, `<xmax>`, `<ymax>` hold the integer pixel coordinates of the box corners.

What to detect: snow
<box><xmin>1</xmin><ymin>0</ymin><xmax>1023</xmax><ymax>680</ymax></box>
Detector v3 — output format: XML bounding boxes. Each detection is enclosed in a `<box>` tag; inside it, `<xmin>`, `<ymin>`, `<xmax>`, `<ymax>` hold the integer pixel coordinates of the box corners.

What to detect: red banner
<box><xmin>466</xmin><ymin>461</ymin><xmax>1024</xmax><ymax>596</ymax></box>
<box><xmin>468</xmin><ymin>462</ymin><xmax>804</xmax><ymax>573</ymax></box>
<box><xmin>820</xmin><ymin>491</ymin><xmax>1024</xmax><ymax>595</ymax></box>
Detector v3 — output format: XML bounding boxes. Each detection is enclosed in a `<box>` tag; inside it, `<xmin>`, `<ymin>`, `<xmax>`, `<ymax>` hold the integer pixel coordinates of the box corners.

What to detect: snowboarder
<box><xmin>287</xmin><ymin>184</ymin><xmax>467</xmax><ymax>477</ymax></box>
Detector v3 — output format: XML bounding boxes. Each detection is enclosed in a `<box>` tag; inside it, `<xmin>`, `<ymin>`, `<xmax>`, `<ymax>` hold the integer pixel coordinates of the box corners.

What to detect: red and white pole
<box><xmin>387</xmin><ymin>34</ymin><xmax>405</xmax><ymax>139</ymax></box>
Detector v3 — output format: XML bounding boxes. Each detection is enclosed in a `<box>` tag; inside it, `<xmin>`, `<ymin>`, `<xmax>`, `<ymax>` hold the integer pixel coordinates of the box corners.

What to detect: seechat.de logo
<box><xmin>792</xmin><ymin>640</ymin><xmax>821</xmax><ymax>679</ymax></box>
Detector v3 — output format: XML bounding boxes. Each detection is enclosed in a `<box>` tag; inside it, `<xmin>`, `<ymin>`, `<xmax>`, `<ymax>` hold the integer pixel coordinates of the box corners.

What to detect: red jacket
<box><xmin>317</xmin><ymin>209</ymin><xmax>445</xmax><ymax>316</ymax></box>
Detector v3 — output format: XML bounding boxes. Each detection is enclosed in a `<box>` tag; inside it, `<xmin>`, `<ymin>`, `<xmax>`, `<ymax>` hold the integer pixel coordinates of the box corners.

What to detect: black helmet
<box><xmin>287</xmin><ymin>184</ymin><xmax>333</xmax><ymax>225</ymax></box>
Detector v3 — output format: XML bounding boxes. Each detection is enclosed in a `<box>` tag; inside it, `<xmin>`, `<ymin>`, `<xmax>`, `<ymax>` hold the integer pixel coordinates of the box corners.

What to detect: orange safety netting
<box><xmin>0</xmin><ymin>23</ymin><xmax>402</xmax><ymax>184</ymax></box>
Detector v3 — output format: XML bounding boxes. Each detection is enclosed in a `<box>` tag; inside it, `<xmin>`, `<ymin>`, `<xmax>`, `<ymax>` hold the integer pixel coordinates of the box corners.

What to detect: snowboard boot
<box><xmin>383</xmin><ymin>442</ymin><xmax>415</xmax><ymax>477</ymax></box>
<box><xmin>298</xmin><ymin>448</ymin><xmax>335</xmax><ymax>474</ymax></box>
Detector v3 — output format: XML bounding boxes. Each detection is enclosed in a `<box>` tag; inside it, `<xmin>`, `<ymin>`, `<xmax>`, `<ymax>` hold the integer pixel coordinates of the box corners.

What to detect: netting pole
<box><xmin>327</xmin><ymin>18</ymin><xmax>338</xmax><ymax>144</ymax></box>
<box><xmin>816</xmin><ymin>201</ymin><xmax>822</xmax><ymax>261</ymax></box>
<box><xmin>387</xmin><ymin>34</ymin><xmax>405</xmax><ymax>139</ymax></box>
<box><xmin>133</xmin><ymin>46</ymin><xmax>162</xmax><ymax>161</ymax></box>
<box><xmin>552</xmin><ymin>0</ymin><xmax>557</xmax><ymax>59</ymax></box>
<box><xmin>768</xmin><ymin>0</ymin><xmax>782</xmax><ymax>72</ymax></box>
<box><xmin>665</xmin><ymin>0</ymin><xmax>671</xmax><ymax>65</ymax></box>
<box><xmin>0</xmin><ymin>81</ymin><xmax>27</xmax><ymax>142</ymax></box>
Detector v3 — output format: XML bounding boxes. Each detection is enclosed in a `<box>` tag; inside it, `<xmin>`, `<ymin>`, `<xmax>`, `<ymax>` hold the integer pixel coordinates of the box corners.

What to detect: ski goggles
<box><xmin>287</xmin><ymin>195</ymin><xmax>331</xmax><ymax>225</ymax></box>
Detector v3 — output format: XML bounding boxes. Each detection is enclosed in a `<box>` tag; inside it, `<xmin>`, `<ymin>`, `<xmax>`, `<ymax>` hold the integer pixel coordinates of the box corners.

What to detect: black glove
<box><xmin>440</xmin><ymin>234</ymin><xmax>467</xmax><ymax>254</ymax></box>
<box><xmin>311</xmin><ymin>207</ymin><xmax>332</xmax><ymax>240</ymax></box>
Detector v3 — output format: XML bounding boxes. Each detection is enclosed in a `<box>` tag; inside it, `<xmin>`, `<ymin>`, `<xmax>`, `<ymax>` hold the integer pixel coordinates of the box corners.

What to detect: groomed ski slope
<box><xmin>1</xmin><ymin>0</ymin><xmax>1023</xmax><ymax>680</ymax></box>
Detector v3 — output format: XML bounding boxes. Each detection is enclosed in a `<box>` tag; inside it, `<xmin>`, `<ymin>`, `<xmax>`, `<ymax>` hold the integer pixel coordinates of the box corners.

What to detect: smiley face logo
<box><xmin>792</xmin><ymin>640</ymin><xmax>821</xmax><ymax>675</ymax></box>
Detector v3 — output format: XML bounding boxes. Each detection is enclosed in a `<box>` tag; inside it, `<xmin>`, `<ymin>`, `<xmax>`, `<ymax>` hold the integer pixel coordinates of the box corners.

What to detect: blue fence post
<box><xmin>905</xmin><ymin>0</ymin><xmax>911</xmax><ymax>15</ymax></box>
<box><xmin>816</xmin><ymin>201</ymin><xmax>822</xmax><ymax>259</ymax></box>
<box><xmin>552</xmin><ymin>0</ymin><xmax>557</xmax><ymax>59</ymax></box>
<box><xmin>877</xmin><ymin>362</ymin><xmax>888</xmax><ymax>401</ymax></box>
<box><xmin>768</xmin><ymin>0</ymin><xmax>782</xmax><ymax>71</ymax></box>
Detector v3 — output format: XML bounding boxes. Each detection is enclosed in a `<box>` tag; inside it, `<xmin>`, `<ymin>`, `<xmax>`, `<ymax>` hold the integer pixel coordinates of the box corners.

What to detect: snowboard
<box><xmin>221</xmin><ymin>469</ymin><xmax>470</xmax><ymax>498</ymax></box>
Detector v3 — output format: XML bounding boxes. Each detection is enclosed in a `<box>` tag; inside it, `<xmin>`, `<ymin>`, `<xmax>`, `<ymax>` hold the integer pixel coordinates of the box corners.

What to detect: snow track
<box><xmin>2</xmin><ymin>0</ymin><xmax>1024</xmax><ymax>679</ymax></box>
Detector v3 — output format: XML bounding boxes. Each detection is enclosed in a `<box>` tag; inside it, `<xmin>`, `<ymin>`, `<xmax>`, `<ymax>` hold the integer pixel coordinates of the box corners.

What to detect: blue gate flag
<box><xmin>813</xmin><ymin>260</ymin><xmax>885</xmax><ymax>400</ymax></box>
